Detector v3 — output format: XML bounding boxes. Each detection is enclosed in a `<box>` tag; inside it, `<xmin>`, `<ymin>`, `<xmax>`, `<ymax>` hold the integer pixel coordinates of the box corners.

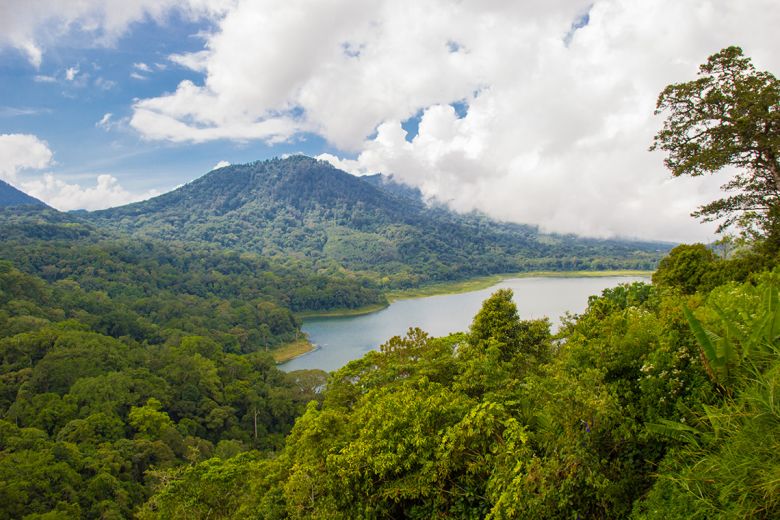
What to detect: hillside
<box><xmin>88</xmin><ymin>156</ymin><xmax>669</xmax><ymax>286</ymax></box>
<box><xmin>0</xmin><ymin>207</ymin><xmax>385</xmax><ymax>335</ymax></box>
<box><xmin>0</xmin><ymin>178</ymin><xmax>47</xmax><ymax>207</ymax></box>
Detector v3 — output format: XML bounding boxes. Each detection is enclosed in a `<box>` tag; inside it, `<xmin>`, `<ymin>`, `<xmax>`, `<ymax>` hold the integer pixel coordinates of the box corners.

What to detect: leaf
<box><xmin>684</xmin><ymin>305</ymin><xmax>720</xmax><ymax>370</ymax></box>
<box><xmin>646</xmin><ymin>419</ymin><xmax>703</xmax><ymax>447</ymax></box>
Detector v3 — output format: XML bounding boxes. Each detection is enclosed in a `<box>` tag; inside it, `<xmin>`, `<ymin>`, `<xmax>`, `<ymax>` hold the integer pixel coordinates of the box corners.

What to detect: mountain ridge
<box><xmin>0</xmin><ymin>179</ymin><xmax>48</xmax><ymax>208</ymax></box>
<box><xmin>86</xmin><ymin>156</ymin><xmax>669</xmax><ymax>286</ymax></box>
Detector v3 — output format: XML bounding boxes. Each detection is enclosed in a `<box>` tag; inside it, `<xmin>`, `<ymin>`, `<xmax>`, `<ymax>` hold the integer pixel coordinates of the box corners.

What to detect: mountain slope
<box><xmin>0</xmin><ymin>179</ymin><xmax>47</xmax><ymax>207</ymax></box>
<box><xmin>88</xmin><ymin>156</ymin><xmax>669</xmax><ymax>286</ymax></box>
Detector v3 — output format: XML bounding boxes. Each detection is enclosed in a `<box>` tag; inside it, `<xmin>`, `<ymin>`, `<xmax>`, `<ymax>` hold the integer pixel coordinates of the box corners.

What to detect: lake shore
<box><xmin>271</xmin><ymin>337</ymin><xmax>317</xmax><ymax>364</ymax></box>
<box><xmin>293</xmin><ymin>269</ymin><xmax>653</xmax><ymax>320</ymax></box>
<box><xmin>283</xmin><ymin>273</ymin><xmax>652</xmax><ymax>372</ymax></box>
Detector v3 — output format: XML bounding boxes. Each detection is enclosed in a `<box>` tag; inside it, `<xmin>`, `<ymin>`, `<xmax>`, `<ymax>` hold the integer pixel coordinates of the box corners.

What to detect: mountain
<box><xmin>0</xmin><ymin>179</ymin><xmax>47</xmax><ymax>207</ymax></box>
<box><xmin>87</xmin><ymin>156</ymin><xmax>670</xmax><ymax>286</ymax></box>
<box><xmin>0</xmin><ymin>205</ymin><xmax>385</xmax><ymax>316</ymax></box>
<box><xmin>361</xmin><ymin>173</ymin><xmax>426</xmax><ymax>203</ymax></box>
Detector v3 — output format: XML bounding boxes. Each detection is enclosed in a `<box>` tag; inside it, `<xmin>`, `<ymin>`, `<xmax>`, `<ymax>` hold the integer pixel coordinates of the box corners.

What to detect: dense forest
<box><xmin>86</xmin><ymin>156</ymin><xmax>668</xmax><ymax>287</ymax></box>
<box><xmin>0</xmin><ymin>45</ymin><xmax>777</xmax><ymax>518</ymax></box>
<box><xmin>139</xmin><ymin>247</ymin><xmax>778</xmax><ymax>519</ymax></box>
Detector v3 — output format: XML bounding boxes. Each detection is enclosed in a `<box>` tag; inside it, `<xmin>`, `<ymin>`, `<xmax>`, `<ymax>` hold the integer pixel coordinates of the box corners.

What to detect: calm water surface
<box><xmin>281</xmin><ymin>276</ymin><xmax>647</xmax><ymax>372</ymax></box>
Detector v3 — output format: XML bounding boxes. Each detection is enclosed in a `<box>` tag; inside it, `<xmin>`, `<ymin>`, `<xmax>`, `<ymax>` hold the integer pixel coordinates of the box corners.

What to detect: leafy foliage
<box><xmin>0</xmin><ymin>260</ymin><xmax>326</xmax><ymax>518</ymax></box>
<box><xmin>652</xmin><ymin>46</ymin><xmax>780</xmax><ymax>245</ymax></box>
<box><xmin>142</xmin><ymin>248</ymin><xmax>780</xmax><ymax>519</ymax></box>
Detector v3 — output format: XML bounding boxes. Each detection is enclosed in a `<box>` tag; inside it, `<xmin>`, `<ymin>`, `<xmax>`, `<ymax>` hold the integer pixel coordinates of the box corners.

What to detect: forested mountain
<box><xmin>87</xmin><ymin>156</ymin><xmax>668</xmax><ymax>287</ymax></box>
<box><xmin>0</xmin><ymin>207</ymin><xmax>385</xmax><ymax>344</ymax></box>
<box><xmin>0</xmin><ymin>179</ymin><xmax>47</xmax><ymax>208</ymax></box>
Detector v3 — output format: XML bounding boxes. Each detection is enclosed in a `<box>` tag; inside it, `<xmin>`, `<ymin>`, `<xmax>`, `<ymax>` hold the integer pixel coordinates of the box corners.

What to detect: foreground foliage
<box><xmin>142</xmin><ymin>247</ymin><xmax>780</xmax><ymax>518</ymax></box>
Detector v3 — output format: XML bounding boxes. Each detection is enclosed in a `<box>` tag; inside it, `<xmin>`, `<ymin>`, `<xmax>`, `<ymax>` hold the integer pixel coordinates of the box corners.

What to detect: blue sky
<box><xmin>0</xmin><ymin>12</ymin><xmax>345</xmax><ymax>196</ymax></box>
<box><xmin>0</xmin><ymin>0</ymin><xmax>776</xmax><ymax>242</ymax></box>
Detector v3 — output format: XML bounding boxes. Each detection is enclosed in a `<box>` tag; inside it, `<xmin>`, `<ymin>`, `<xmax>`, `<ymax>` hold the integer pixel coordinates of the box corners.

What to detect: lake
<box><xmin>281</xmin><ymin>275</ymin><xmax>648</xmax><ymax>372</ymax></box>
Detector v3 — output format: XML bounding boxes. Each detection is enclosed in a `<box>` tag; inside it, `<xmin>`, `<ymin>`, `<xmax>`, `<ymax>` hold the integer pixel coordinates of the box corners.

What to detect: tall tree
<box><xmin>651</xmin><ymin>46</ymin><xmax>780</xmax><ymax>246</ymax></box>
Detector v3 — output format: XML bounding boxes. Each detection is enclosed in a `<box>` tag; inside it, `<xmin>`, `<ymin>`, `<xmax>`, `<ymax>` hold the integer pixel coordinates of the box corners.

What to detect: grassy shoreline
<box><xmin>296</xmin><ymin>270</ymin><xmax>653</xmax><ymax>320</ymax></box>
<box><xmin>386</xmin><ymin>269</ymin><xmax>653</xmax><ymax>301</ymax></box>
<box><xmin>271</xmin><ymin>337</ymin><xmax>317</xmax><ymax>364</ymax></box>
<box><xmin>294</xmin><ymin>302</ymin><xmax>390</xmax><ymax>319</ymax></box>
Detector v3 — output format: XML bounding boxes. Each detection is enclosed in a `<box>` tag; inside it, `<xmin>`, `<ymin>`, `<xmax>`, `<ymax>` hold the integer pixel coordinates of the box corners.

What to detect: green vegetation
<box><xmin>2</xmin><ymin>46</ymin><xmax>778</xmax><ymax>519</ymax></box>
<box><xmin>0</xmin><ymin>261</ymin><xmax>328</xmax><ymax>518</ymax></box>
<box><xmin>87</xmin><ymin>156</ymin><xmax>669</xmax><ymax>288</ymax></box>
<box><xmin>652</xmin><ymin>46</ymin><xmax>780</xmax><ymax>248</ymax></box>
<box><xmin>139</xmin><ymin>247</ymin><xmax>779</xmax><ymax>519</ymax></box>
<box><xmin>0</xmin><ymin>207</ymin><xmax>386</xmax><ymax>351</ymax></box>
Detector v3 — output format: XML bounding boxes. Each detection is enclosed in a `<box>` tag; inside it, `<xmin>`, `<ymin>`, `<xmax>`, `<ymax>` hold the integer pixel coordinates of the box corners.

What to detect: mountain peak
<box><xmin>86</xmin><ymin>155</ymin><xmax>667</xmax><ymax>284</ymax></box>
<box><xmin>0</xmin><ymin>179</ymin><xmax>48</xmax><ymax>208</ymax></box>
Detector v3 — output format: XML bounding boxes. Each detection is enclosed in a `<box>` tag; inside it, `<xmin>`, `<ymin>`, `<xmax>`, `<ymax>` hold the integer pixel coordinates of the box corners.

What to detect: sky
<box><xmin>0</xmin><ymin>0</ymin><xmax>778</xmax><ymax>242</ymax></box>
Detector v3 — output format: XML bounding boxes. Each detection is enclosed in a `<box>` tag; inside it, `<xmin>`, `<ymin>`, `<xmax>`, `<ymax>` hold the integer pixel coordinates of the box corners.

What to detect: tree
<box><xmin>470</xmin><ymin>289</ymin><xmax>521</xmax><ymax>357</ymax></box>
<box><xmin>651</xmin><ymin>243</ymin><xmax>716</xmax><ymax>294</ymax></box>
<box><xmin>651</xmin><ymin>46</ymin><xmax>780</xmax><ymax>245</ymax></box>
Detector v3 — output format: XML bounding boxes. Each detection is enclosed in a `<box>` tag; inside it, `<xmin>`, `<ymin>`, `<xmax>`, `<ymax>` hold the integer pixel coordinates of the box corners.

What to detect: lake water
<box><xmin>281</xmin><ymin>275</ymin><xmax>648</xmax><ymax>372</ymax></box>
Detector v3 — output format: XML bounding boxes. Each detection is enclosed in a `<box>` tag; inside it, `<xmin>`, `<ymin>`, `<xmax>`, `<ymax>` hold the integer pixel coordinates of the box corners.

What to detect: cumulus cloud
<box><xmin>22</xmin><ymin>174</ymin><xmax>159</xmax><ymax>211</ymax></box>
<box><xmin>0</xmin><ymin>0</ymin><xmax>234</xmax><ymax>67</ymax></box>
<box><xmin>128</xmin><ymin>0</ymin><xmax>779</xmax><ymax>242</ymax></box>
<box><xmin>0</xmin><ymin>134</ymin><xmax>53</xmax><ymax>182</ymax></box>
<box><xmin>0</xmin><ymin>133</ymin><xmax>157</xmax><ymax>210</ymax></box>
<box><xmin>7</xmin><ymin>0</ymin><xmax>780</xmax><ymax>241</ymax></box>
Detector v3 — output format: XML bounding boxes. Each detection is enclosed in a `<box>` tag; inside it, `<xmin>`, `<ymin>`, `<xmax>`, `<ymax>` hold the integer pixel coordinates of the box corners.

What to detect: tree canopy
<box><xmin>652</xmin><ymin>46</ymin><xmax>780</xmax><ymax>246</ymax></box>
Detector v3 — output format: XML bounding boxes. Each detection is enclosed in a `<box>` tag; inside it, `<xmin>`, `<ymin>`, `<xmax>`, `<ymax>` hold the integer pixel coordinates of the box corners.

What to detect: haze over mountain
<box><xmin>0</xmin><ymin>179</ymin><xmax>48</xmax><ymax>208</ymax></box>
<box><xmin>88</xmin><ymin>156</ymin><xmax>668</xmax><ymax>286</ymax></box>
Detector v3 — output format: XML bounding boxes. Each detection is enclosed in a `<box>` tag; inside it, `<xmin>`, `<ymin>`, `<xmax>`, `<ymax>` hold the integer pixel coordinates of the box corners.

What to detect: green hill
<box><xmin>88</xmin><ymin>156</ymin><xmax>669</xmax><ymax>287</ymax></box>
<box><xmin>0</xmin><ymin>178</ymin><xmax>48</xmax><ymax>207</ymax></box>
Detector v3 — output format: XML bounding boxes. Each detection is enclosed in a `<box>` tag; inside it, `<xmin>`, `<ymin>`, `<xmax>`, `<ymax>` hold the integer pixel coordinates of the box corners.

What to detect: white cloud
<box><xmin>33</xmin><ymin>74</ymin><xmax>56</xmax><ymax>83</ymax></box>
<box><xmin>65</xmin><ymin>65</ymin><xmax>79</xmax><ymax>81</ymax></box>
<box><xmin>0</xmin><ymin>133</ymin><xmax>156</xmax><ymax>210</ymax></box>
<box><xmin>0</xmin><ymin>0</ymin><xmax>234</xmax><ymax>67</ymax></box>
<box><xmin>0</xmin><ymin>134</ymin><xmax>53</xmax><ymax>182</ymax></box>
<box><xmin>133</xmin><ymin>62</ymin><xmax>152</xmax><ymax>72</ymax></box>
<box><xmin>0</xmin><ymin>106</ymin><xmax>49</xmax><ymax>117</ymax></box>
<box><xmin>96</xmin><ymin>112</ymin><xmax>113</xmax><ymax>129</ymax></box>
<box><xmin>169</xmin><ymin>50</ymin><xmax>210</xmax><ymax>72</ymax></box>
<box><xmin>6</xmin><ymin>0</ymin><xmax>780</xmax><ymax>242</ymax></box>
<box><xmin>22</xmin><ymin>174</ymin><xmax>160</xmax><ymax>211</ymax></box>
<box><xmin>125</xmin><ymin>0</ymin><xmax>778</xmax><ymax>242</ymax></box>
<box><xmin>211</xmin><ymin>160</ymin><xmax>231</xmax><ymax>170</ymax></box>
<box><xmin>130</xmin><ymin>71</ymin><xmax>148</xmax><ymax>80</ymax></box>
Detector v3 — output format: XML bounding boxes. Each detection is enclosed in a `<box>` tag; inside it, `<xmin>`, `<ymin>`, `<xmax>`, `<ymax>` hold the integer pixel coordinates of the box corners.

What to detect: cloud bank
<box><xmin>124</xmin><ymin>0</ymin><xmax>778</xmax><ymax>242</ymax></box>
<box><xmin>0</xmin><ymin>134</ymin><xmax>157</xmax><ymax>211</ymax></box>
<box><xmin>0</xmin><ymin>0</ymin><xmax>233</xmax><ymax>67</ymax></box>
<box><xmin>5</xmin><ymin>0</ymin><xmax>780</xmax><ymax>241</ymax></box>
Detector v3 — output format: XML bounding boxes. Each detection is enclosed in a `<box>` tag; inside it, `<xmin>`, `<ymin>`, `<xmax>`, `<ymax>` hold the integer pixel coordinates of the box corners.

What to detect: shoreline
<box><xmin>280</xmin><ymin>269</ymin><xmax>653</xmax><ymax>364</ymax></box>
<box><xmin>386</xmin><ymin>269</ymin><xmax>653</xmax><ymax>302</ymax></box>
<box><xmin>294</xmin><ymin>269</ymin><xmax>653</xmax><ymax>321</ymax></box>
<box><xmin>271</xmin><ymin>337</ymin><xmax>318</xmax><ymax>364</ymax></box>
